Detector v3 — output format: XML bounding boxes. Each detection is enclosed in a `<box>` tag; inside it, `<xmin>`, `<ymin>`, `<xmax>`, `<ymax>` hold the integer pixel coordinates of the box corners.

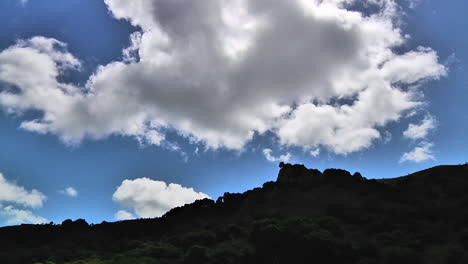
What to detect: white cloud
<box><xmin>400</xmin><ymin>142</ymin><xmax>435</xmax><ymax>163</ymax></box>
<box><xmin>59</xmin><ymin>187</ymin><xmax>78</xmax><ymax>197</ymax></box>
<box><xmin>115</xmin><ymin>210</ymin><xmax>136</xmax><ymax>221</ymax></box>
<box><xmin>113</xmin><ymin>178</ymin><xmax>210</xmax><ymax>218</ymax></box>
<box><xmin>263</xmin><ymin>148</ymin><xmax>291</xmax><ymax>163</ymax></box>
<box><xmin>0</xmin><ymin>0</ymin><xmax>446</xmax><ymax>155</ymax></box>
<box><xmin>0</xmin><ymin>172</ymin><xmax>47</xmax><ymax>225</ymax></box>
<box><xmin>310</xmin><ymin>148</ymin><xmax>320</xmax><ymax>157</ymax></box>
<box><xmin>0</xmin><ymin>205</ymin><xmax>48</xmax><ymax>225</ymax></box>
<box><xmin>403</xmin><ymin>115</ymin><xmax>436</xmax><ymax>140</ymax></box>
<box><xmin>382</xmin><ymin>131</ymin><xmax>392</xmax><ymax>144</ymax></box>
<box><xmin>405</xmin><ymin>0</ymin><xmax>423</xmax><ymax>9</ymax></box>
<box><xmin>0</xmin><ymin>173</ymin><xmax>46</xmax><ymax>208</ymax></box>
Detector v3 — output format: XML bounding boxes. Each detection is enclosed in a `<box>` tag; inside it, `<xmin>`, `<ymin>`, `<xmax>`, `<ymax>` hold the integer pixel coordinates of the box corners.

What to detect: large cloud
<box><xmin>0</xmin><ymin>0</ymin><xmax>446</xmax><ymax>154</ymax></box>
<box><xmin>0</xmin><ymin>172</ymin><xmax>47</xmax><ymax>225</ymax></box>
<box><xmin>113</xmin><ymin>178</ymin><xmax>210</xmax><ymax>218</ymax></box>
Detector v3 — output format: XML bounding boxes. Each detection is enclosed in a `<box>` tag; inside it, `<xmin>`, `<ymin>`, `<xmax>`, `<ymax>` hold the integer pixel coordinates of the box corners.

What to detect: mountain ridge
<box><xmin>1</xmin><ymin>163</ymin><xmax>468</xmax><ymax>264</ymax></box>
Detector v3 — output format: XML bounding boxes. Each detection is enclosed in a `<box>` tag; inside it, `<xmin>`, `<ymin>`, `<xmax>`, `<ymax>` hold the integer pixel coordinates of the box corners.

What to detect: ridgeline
<box><xmin>1</xmin><ymin>163</ymin><xmax>468</xmax><ymax>264</ymax></box>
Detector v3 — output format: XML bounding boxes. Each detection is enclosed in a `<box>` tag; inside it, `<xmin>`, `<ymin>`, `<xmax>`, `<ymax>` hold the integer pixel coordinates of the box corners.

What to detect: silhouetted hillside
<box><xmin>1</xmin><ymin>163</ymin><xmax>468</xmax><ymax>264</ymax></box>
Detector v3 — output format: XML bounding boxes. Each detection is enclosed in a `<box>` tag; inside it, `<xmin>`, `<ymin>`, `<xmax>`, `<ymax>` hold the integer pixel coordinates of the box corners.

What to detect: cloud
<box><xmin>113</xmin><ymin>178</ymin><xmax>210</xmax><ymax>218</ymax></box>
<box><xmin>0</xmin><ymin>0</ymin><xmax>446</xmax><ymax>155</ymax></box>
<box><xmin>403</xmin><ymin>116</ymin><xmax>436</xmax><ymax>140</ymax></box>
<box><xmin>400</xmin><ymin>142</ymin><xmax>435</xmax><ymax>163</ymax></box>
<box><xmin>0</xmin><ymin>173</ymin><xmax>46</xmax><ymax>208</ymax></box>
<box><xmin>0</xmin><ymin>205</ymin><xmax>48</xmax><ymax>225</ymax></box>
<box><xmin>310</xmin><ymin>148</ymin><xmax>320</xmax><ymax>158</ymax></box>
<box><xmin>263</xmin><ymin>148</ymin><xmax>291</xmax><ymax>163</ymax></box>
<box><xmin>59</xmin><ymin>187</ymin><xmax>78</xmax><ymax>197</ymax></box>
<box><xmin>0</xmin><ymin>172</ymin><xmax>47</xmax><ymax>225</ymax></box>
<box><xmin>405</xmin><ymin>0</ymin><xmax>423</xmax><ymax>9</ymax></box>
<box><xmin>382</xmin><ymin>131</ymin><xmax>392</xmax><ymax>144</ymax></box>
<box><xmin>115</xmin><ymin>210</ymin><xmax>136</xmax><ymax>220</ymax></box>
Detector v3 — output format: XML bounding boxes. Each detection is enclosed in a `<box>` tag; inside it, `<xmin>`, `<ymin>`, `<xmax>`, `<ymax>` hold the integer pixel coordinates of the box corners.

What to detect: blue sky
<box><xmin>0</xmin><ymin>0</ymin><xmax>466</xmax><ymax>226</ymax></box>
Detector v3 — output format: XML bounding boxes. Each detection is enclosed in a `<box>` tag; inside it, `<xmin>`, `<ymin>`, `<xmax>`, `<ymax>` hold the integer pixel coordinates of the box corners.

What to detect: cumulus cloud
<box><xmin>403</xmin><ymin>116</ymin><xmax>436</xmax><ymax>140</ymax></box>
<box><xmin>0</xmin><ymin>172</ymin><xmax>47</xmax><ymax>225</ymax></box>
<box><xmin>0</xmin><ymin>0</ymin><xmax>446</xmax><ymax>154</ymax></box>
<box><xmin>0</xmin><ymin>173</ymin><xmax>46</xmax><ymax>208</ymax></box>
<box><xmin>263</xmin><ymin>148</ymin><xmax>291</xmax><ymax>163</ymax></box>
<box><xmin>400</xmin><ymin>142</ymin><xmax>435</xmax><ymax>163</ymax></box>
<box><xmin>59</xmin><ymin>187</ymin><xmax>78</xmax><ymax>197</ymax></box>
<box><xmin>113</xmin><ymin>178</ymin><xmax>210</xmax><ymax>218</ymax></box>
<box><xmin>115</xmin><ymin>210</ymin><xmax>136</xmax><ymax>221</ymax></box>
<box><xmin>0</xmin><ymin>205</ymin><xmax>48</xmax><ymax>225</ymax></box>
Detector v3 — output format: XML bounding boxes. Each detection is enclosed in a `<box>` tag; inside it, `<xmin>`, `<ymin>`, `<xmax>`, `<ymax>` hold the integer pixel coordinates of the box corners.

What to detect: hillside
<box><xmin>1</xmin><ymin>163</ymin><xmax>468</xmax><ymax>264</ymax></box>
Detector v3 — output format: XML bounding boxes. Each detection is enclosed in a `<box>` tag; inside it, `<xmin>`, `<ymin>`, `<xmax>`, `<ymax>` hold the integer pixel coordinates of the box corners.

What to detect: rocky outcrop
<box><xmin>276</xmin><ymin>162</ymin><xmax>323</xmax><ymax>184</ymax></box>
<box><xmin>277</xmin><ymin>163</ymin><xmax>365</xmax><ymax>184</ymax></box>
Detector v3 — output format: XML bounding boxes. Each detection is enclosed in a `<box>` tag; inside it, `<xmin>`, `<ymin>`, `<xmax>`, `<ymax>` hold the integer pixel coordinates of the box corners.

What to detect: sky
<box><xmin>0</xmin><ymin>0</ymin><xmax>466</xmax><ymax>226</ymax></box>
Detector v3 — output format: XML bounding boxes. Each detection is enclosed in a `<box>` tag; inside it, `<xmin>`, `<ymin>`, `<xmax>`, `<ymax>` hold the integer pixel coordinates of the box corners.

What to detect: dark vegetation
<box><xmin>1</xmin><ymin>163</ymin><xmax>468</xmax><ymax>263</ymax></box>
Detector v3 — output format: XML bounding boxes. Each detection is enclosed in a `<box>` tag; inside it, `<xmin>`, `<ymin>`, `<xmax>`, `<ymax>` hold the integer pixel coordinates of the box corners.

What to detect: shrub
<box><xmin>185</xmin><ymin>245</ymin><xmax>208</xmax><ymax>263</ymax></box>
<box><xmin>182</xmin><ymin>230</ymin><xmax>217</xmax><ymax>247</ymax></box>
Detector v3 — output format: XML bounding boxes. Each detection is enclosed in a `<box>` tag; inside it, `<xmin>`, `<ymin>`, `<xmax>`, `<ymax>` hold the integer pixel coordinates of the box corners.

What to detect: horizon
<box><xmin>0</xmin><ymin>0</ymin><xmax>467</xmax><ymax>226</ymax></box>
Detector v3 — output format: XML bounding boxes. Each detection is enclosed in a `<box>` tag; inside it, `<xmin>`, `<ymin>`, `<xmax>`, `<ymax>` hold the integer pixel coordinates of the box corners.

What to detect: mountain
<box><xmin>1</xmin><ymin>163</ymin><xmax>468</xmax><ymax>264</ymax></box>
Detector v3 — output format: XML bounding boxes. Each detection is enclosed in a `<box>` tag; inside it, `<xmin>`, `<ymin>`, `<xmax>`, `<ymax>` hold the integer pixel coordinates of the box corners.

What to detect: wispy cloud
<box><xmin>403</xmin><ymin>116</ymin><xmax>436</xmax><ymax>140</ymax></box>
<box><xmin>263</xmin><ymin>149</ymin><xmax>291</xmax><ymax>163</ymax></box>
<box><xmin>310</xmin><ymin>148</ymin><xmax>320</xmax><ymax>158</ymax></box>
<box><xmin>400</xmin><ymin>142</ymin><xmax>435</xmax><ymax>163</ymax></box>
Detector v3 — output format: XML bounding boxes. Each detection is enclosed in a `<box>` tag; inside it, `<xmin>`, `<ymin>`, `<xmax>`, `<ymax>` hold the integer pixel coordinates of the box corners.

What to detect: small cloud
<box><xmin>382</xmin><ymin>131</ymin><xmax>392</xmax><ymax>144</ymax></box>
<box><xmin>400</xmin><ymin>142</ymin><xmax>435</xmax><ymax>163</ymax></box>
<box><xmin>262</xmin><ymin>148</ymin><xmax>291</xmax><ymax>163</ymax></box>
<box><xmin>163</xmin><ymin>141</ymin><xmax>189</xmax><ymax>163</ymax></box>
<box><xmin>115</xmin><ymin>210</ymin><xmax>136</xmax><ymax>221</ymax></box>
<box><xmin>310</xmin><ymin>148</ymin><xmax>320</xmax><ymax>157</ymax></box>
<box><xmin>403</xmin><ymin>116</ymin><xmax>436</xmax><ymax>140</ymax></box>
<box><xmin>405</xmin><ymin>110</ymin><xmax>419</xmax><ymax>118</ymax></box>
<box><xmin>406</xmin><ymin>0</ymin><xmax>423</xmax><ymax>9</ymax></box>
<box><xmin>143</xmin><ymin>130</ymin><xmax>165</xmax><ymax>145</ymax></box>
<box><xmin>444</xmin><ymin>53</ymin><xmax>459</xmax><ymax>68</ymax></box>
<box><xmin>59</xmin><ymin>187</ymin><xmax>78</xmax><ymax>197</ymax></box>
<box><xmin>113</xmin><ymin>178</ymin><xmax>210</xmax><ymax>218</ymax></box>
